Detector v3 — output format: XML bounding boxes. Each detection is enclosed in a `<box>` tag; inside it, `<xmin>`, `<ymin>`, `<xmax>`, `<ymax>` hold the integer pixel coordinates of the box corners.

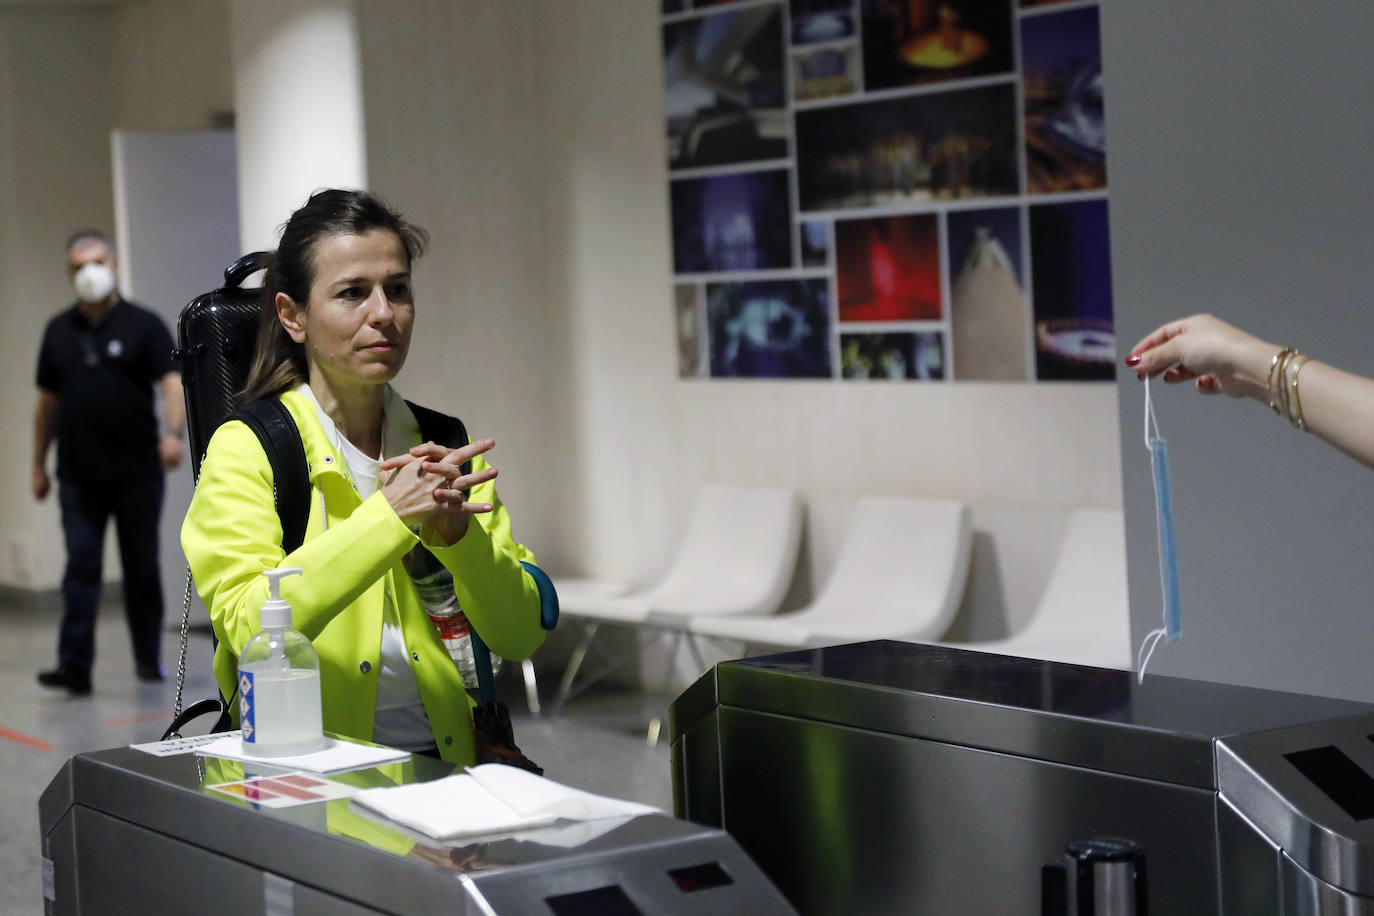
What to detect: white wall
<box><xmin>355</xmin><ymin>0</ymin><xmax>572</xmax><ymax>575</ymax></box>
<box><xmin>356</xmin><ymin>0</ymin><xmax>1124</xmax><ymax>638</ymax></box>
<box><xmin>1</xmin><ymin>0</ymin><xmax>1125</xmax><ymax>645</ymax></box>
<box><xmin>110</xmin><ymin>0</ymin><xmax>232</xmax><ymax>129</ymax></box>
<box><xmin>230</xmin><ymin>0</ymin><xmax>367</xmax><ymax>251</ymax></box>
<box><xmin>0</xmin><ymin>0</ymin><xmax>233</xmax><ymax>592</ymax></box>
<box><xmin>1106</xmin><ymin>2</ymin><xmax>1374</xmax><ymax>701</ymax></box>
<box><xmin>0</xmin><ymin>9</ymin><xmax>116</xmax><ymax>590</ymax></box>
<box><xmin>530</xmin><ymin>1</ymin><xmax>1123</xmax><ymax>632</ymax></box>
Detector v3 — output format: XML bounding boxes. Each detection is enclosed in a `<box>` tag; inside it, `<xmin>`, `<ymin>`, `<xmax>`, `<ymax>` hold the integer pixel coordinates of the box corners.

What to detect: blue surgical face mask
<box><xmin>1138</xmin><ymin>379</ymin><xmax>1182</xmax><ymax>683</ymax></box>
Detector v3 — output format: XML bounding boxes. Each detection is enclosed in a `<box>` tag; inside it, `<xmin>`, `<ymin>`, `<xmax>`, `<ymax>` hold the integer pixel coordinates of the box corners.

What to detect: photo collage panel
<box><xmin>665</xmin><ymin>0</ymin><xmax>1112</xmax><ymax>382</ymax></box>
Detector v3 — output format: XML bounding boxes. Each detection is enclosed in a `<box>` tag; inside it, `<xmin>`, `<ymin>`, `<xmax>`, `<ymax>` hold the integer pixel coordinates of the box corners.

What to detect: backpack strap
<box><xmin>168</xmin><ymin>398</ymin><xmax>307</xmax><ymax>738</ymax></box>
<box><xmin>232</xmin><ymin>398</ymin><xmax>311</xmax><ymax>554</ymax></box>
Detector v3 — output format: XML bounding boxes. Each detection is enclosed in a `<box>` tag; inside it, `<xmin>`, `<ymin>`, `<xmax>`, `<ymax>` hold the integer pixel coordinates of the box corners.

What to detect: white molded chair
<box><xmin>943</xmin><ymin>508</ymin><xmax>1131</xmax><ymax>669</ymax></box>
<box><xmin>689</xmin><ymin>496</ymin><xmax>972</xmax><ymax>649</ymax></box>
<box><xmin>553</xmin><ymin>485</ymin><xmax>803</xmax><ymax>712</ymax></box>
<box><xmin>549</xmin><ymin>577</ymin><xmax>631</xmax><ymax>608</ymax></box>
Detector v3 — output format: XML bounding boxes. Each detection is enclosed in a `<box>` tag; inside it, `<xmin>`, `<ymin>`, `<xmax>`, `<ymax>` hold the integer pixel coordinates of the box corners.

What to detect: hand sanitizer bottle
<box><xmin>238</xmin><ymin>567</ymin><xmax>324</xmax><ymax>756</ymax></box>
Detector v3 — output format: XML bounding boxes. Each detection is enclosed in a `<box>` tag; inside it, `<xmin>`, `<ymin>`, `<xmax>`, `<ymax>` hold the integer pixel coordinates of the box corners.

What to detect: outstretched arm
<box><xmin>1127</xmin><ymin>314</ymin><xmax>1374</xmax><ymax>470</ymax></box>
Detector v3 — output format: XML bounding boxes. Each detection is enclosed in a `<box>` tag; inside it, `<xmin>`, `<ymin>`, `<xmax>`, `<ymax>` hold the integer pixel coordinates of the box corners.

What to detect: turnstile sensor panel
<box><xmin>546</xmin><ymin>885</ymin><xmax>644</xmax><ymax>915</ymax></box>
<box><xmin>669</xmin><ymin>861</ymin><xmax>734</xmax><ymax>892</ymax></box>
<box><xmin>1284</xmin><ymin>745</ymin><xmax>1374</xmax><ymax>820</ymax></box>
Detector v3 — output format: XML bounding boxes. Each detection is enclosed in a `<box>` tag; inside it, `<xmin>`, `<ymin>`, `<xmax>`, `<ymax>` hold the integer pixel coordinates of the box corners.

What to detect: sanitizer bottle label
<box><xmin>239</xmin><ymin>671</ymin><xmax>256</xmax><ymax>743</ymax></box>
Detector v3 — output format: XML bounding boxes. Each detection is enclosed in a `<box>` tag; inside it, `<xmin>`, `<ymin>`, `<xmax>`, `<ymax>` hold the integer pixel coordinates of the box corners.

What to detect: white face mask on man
<box><xmin>72</xmin><ymin>261</ymin><xmax>116</xmax><ymax>304</ymax></box>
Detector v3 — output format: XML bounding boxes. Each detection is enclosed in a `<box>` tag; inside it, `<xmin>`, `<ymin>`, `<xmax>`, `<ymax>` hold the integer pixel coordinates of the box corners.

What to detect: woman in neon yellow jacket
<box><xmin>182</xmin><ymin>189</ymin><xmax>546</xmax><ymax>765</ymax></box>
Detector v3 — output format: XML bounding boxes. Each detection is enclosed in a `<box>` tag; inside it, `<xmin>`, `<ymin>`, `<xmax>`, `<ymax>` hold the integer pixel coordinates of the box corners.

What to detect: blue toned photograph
<box><xmin>707</xmin><ymin>279</ymin><xmax>831</xmax><ymax>379</ymax></box>
<box><xmin>664</xmin><ymin>5</ymin><xmax>788</xmax><ymax>170</ymax></box>
<box><xmin>841</xmin><ymin>332</ymin><xmax>945</xmax><ymax>381</ymax></box>
<box><xmin>670</xmin><ymin>169</ymin><xmax>793</xmax><ymax>273</ymax></box>
<box><xmin>800</xmin><ymin>220</ymin><xmax>829</xmax><ymax>267</ymax></box>
<box><xmin>1030</xmin><ymin>199</ymin><xmax>1114</xmax><ymax>381</ymax></box>
<box><xmin>791</xmin><ymin>0</ymin><xmax>855</xmax><ymax>45</ymax></box>
<box><xmin>1022</xmin><ymin>5</ymin><xmax>1106</xmax><ymax>193</ymax></box>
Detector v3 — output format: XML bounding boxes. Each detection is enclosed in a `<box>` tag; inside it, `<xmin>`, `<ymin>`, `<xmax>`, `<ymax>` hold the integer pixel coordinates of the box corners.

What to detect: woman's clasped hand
<box><xmin>380</xmin><ymin>438</ymin><xmax>499</xmax><ymax>544</ymax></box>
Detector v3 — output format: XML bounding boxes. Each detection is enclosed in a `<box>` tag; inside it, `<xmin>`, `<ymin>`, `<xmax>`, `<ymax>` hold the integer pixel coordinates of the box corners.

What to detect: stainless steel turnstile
<box><xmin>39</xmin><ymin>746</ymin><xmax>795</xmax><ymax>915</ymax></box>
<box><xmin>670</xmin><ymin>640</ymin><xmax>1374</xmax><ymax>914</ymax></box>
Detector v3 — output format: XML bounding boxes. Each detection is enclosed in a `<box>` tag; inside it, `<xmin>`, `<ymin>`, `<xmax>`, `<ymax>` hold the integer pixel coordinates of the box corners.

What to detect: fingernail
<box><xmin>1124</xmin><ymin>354</ymin><xmax>1141</xmax><ymax>366</ymax></box>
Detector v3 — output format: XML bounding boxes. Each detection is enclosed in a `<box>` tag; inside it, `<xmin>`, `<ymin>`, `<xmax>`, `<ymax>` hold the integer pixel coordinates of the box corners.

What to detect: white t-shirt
<box><xmin>298</xmin><ymin>384</ymin><xmax>434</xmax><ymax>752</ymax></box>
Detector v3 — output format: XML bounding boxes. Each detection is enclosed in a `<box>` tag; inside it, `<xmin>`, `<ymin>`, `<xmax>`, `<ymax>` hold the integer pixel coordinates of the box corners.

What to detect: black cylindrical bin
<box><xmin>1043</xmin><ymin>836</ymin><xmax>1147</xmax><ymax>916</ymax></box>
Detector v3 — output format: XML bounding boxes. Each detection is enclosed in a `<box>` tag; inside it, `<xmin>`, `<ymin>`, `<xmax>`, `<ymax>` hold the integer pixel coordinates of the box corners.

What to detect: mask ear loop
<box><xmin>1144</xmin><ymin>373</ymin><xmax>1162</xmax><ymax>447</ymax></box>
<box><xmin>1137</xmin><ymin>377</ymin><xmax>1168</xmax><ymax>685</ymax></box>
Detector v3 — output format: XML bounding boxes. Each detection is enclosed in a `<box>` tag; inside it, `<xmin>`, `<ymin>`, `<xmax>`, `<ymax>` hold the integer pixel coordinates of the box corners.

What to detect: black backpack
<box><xmin>162</xmin><ymin>255</ymin><xmax>555</xmax><ymax>772</ymax></box>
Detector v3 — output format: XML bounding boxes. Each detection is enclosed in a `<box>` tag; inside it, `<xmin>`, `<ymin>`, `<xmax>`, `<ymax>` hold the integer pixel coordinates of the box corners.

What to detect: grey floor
<box><xmin>0</xmin><ymin>601</ymin><xmax>673</xmax><ymax>916</ymax></box>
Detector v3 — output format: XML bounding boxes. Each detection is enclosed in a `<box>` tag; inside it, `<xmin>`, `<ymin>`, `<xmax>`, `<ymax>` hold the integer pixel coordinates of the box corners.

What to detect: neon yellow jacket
<box><xmin>181</xmin><ymin>388</ymin><xmax>545</xmax><ymax>765</ymax></box>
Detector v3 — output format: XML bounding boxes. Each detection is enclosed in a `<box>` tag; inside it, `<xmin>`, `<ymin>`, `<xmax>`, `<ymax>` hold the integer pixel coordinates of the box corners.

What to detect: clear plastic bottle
<box><xmin>238</xmin><ymin>567</ymin><xmax>325</xmax><ymax>756</ymax></box>
<box><xmin>405</xmin><ymin>543</ymin><xmax>499</xmax><ymax>689</ymax></box>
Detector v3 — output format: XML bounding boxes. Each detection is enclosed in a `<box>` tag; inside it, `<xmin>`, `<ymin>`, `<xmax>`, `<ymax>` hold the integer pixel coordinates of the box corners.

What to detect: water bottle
<box><xmin>405</xmin><ymin>544</ymin><xmax>500</xmax><ymax>689</ymax></box>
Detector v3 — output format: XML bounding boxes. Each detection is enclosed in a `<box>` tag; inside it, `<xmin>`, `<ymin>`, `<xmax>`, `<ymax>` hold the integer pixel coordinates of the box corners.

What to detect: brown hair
<box><xmin>240</xmin><ymin>188</ymin><xmax>428</xmax><ymax>402</ymax></box>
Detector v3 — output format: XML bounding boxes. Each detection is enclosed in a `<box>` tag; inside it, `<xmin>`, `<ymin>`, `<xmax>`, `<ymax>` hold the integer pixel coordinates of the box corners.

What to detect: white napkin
<box><xmin>195</xmin><ymin>733</ymin><xmax>410</xmax><ymax>774</ymax></box>
<box><xmin>351</xmin><ymin>763</ymin><xmax>661</xmax><ymax>840</ymax></box>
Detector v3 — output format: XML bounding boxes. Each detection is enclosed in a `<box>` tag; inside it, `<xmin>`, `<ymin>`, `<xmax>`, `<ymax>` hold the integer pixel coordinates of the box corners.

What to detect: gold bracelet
<box><xmin>1288</xmin><ymin>353</ymin><xmax>1312</xmax><ymax>431</ymax></box>
<box><xmin>1265</xmin><ymin>346</ymin><xmax>1292</xmax><ymax>415</ymax></box>
<box><xmin>1275</xmin><ymin>348</ymin><xmax>1295</xmax><ymax>420</ymax></box>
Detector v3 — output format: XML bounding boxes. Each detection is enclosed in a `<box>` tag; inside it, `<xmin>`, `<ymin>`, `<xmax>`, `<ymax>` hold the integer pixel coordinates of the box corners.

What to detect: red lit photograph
<box><xmin>835</xmin><ymin>214</ymin><xmax>942</xmax><ymax>322</ymax></box>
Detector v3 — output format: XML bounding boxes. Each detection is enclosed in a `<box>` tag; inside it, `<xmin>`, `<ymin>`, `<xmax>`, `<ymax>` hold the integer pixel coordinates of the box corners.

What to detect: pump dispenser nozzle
<box><xmin>260</xmin><ymin>567</ymin><xmax>303</xmax><ymax>629</ymax></box>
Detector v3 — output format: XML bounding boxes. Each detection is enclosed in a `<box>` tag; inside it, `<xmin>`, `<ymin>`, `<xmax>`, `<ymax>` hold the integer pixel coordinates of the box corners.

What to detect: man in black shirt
<box><xmin>32</xmin><ymin>230</ymin><xmax>186</xmax><ymax>695</ymax></box>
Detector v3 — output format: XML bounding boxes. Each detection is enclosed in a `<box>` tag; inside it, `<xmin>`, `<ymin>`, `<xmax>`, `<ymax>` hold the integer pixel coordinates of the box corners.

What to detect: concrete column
<box><xmin>229</xmin><ymin>0</ymin><xmax>367</xmax><ymax>253</ymax></box>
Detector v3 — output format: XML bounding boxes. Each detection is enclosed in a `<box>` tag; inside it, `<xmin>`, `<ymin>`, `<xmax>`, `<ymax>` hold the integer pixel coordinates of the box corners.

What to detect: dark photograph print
<box><xmin>947</xmin><ymin>206</ymin><xmax>1028</xmax><ymax>380</ymax></box>
<box><xmin>796</xmin><ymin>83</ymin><xmax>1019</xmax><ymax>211</ymax></box>
<box><xmin>1030</xmin><ymin>199</ymin><xmax>1115</xmax><ymax>381</ymax></box>
<box><xmin>670</xmin><ymin>169</ymin><xmax>793</xmax><ymax>273</ymax></box>
<box><xmin>1022</xmin><ymin>5</ymin><xmax>1106</xmax><ymax>194</ymax></box>
<box><xmin>707</xmin><ymin>279</ymin><xmax>832</xmax><ymax>379</ymax></box>
<box><xmin>835</xmin><ymin>213</ymin><xmax>942</xmax><ymax>322</ymax></box>
<box><xmin>841</xmin><ymin>332</ymin><xmax>945</xmax><ymax>380</ymax></box>
<box><xmin>861</xmin><ymin>0</ymin><xmax>1015</xmax><ymax>92</ymax></box>
<box><xmin>664</xmin><ymin>5</ymin><xmax>788</xmax><ymax>170</ymax></box>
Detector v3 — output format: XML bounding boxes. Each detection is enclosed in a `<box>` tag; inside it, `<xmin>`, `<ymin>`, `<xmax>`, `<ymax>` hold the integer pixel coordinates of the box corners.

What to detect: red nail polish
<box><xmin>1125</xmin><ymin>354</ymin><xmax>1141</xmax><ymax>366</ymax></box>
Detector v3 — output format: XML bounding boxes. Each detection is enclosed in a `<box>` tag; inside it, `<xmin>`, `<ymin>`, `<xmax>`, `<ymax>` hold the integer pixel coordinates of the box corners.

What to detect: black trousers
<box><xmin>56</xmin><ymin>473</ymin><xmax>165</xmax><ymax>674</ymax></box>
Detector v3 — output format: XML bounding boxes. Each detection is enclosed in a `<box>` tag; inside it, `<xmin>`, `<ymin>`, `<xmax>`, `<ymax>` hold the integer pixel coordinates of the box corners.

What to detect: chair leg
<box><xmin>521</xmin><ymin>658</ymin><xmax>540</xmax><ymax>716</ymax></box>
<box><xmin>684</xmin><ymin>631</ymin><xmax>707</xmax><ymax>673</ymax></box>
<box><xmin>647</xmin><ymin>627</ymin><xmax>684</xmax><ymax>747</ymax></box>
<box><xmin>552</xmin><ymin>620</ymin><xmax>600</xmax><ymax>716</ymax></box>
